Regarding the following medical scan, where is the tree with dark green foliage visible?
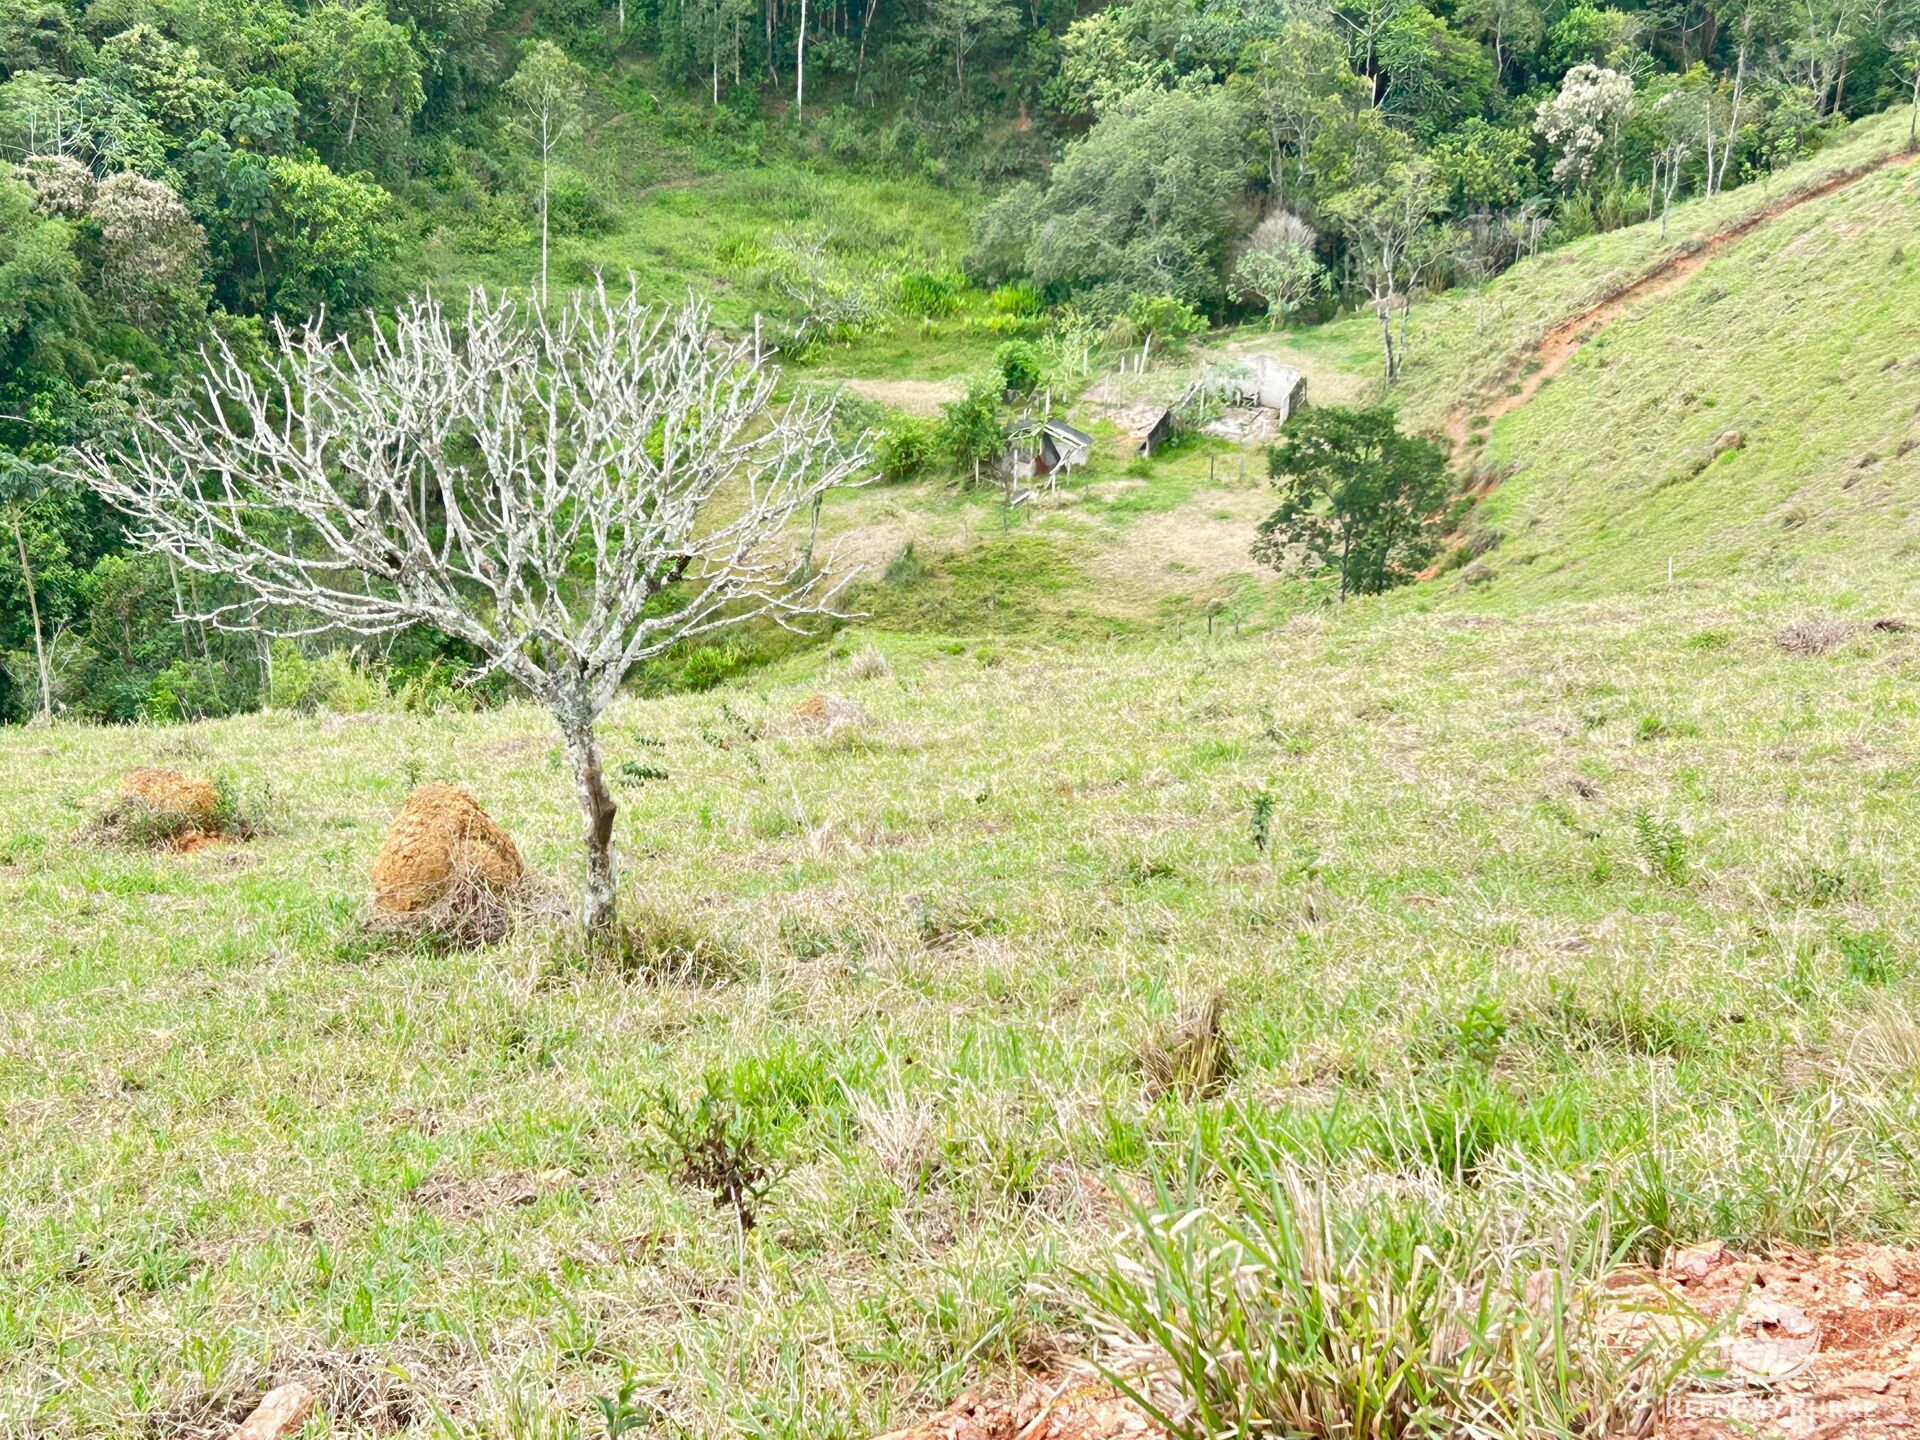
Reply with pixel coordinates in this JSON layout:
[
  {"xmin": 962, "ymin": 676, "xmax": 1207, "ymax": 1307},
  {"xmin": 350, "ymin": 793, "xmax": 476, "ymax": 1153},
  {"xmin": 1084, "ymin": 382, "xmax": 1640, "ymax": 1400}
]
[
  {"xmin": 993, "ymin": 339, "xmax": 1044, "ymax": 395},
  {"xmin": 937, "ymin": 374, "xmax": 1005, "ymax": 481},
  {"xmin": 1255, "ymin": 405, "xmax": 1451, "ymax": 600}
]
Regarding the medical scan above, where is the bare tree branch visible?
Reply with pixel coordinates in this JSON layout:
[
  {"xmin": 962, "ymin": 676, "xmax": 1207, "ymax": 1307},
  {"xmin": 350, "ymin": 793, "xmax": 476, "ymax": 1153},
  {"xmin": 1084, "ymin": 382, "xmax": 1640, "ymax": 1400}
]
[{"xmin": 70, "ymin": 282, "xmax": 870, "ymax": 929}]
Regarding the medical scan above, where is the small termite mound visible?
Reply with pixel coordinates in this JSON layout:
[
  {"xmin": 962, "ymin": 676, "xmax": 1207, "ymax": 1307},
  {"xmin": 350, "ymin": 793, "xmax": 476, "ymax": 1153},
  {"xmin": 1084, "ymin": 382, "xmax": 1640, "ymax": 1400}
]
[{"xmin": 91, "ymin": 767, "xmax": 254, "ymax": 851}]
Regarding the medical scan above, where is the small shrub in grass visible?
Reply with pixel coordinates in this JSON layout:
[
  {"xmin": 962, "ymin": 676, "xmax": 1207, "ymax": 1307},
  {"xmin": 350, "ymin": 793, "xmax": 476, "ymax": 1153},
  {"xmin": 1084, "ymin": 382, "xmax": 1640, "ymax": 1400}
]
[
  {"xmin": 1452, "ymin": 996, "xmax": 1510, "ymax": 1066},
  {"xmin": 555, "ymin": 905, "xmax": 741, "ymax": 985},
  {"xmin": 875, "ymin": 415, "xmax": 935, "ymax": 481},
  {"xmin": 1632, "ymin": 811, "xmax": 1689, "ymax": 884},
  {"xmin": 883, "ymin": 540, "xmax": 929, "ymax": 585},
  {"xmin": 1076, "ymin": 1126, "xmax": 1703, "ymax": 1439},
  {"xmin": 648, "ymin": 1074, "xmax": 781, "ymax": 1231},
  {"xmin": 1837, "ymin": 930, "xmax": 1897, "ymax": 985},
  {"xmin": 842, "ymin": 644, "xmax": 892, "ymax": 681}
]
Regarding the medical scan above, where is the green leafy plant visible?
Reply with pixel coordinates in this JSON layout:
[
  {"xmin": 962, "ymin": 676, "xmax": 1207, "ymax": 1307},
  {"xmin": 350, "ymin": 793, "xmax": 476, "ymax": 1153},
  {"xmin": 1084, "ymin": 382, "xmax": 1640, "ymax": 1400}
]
[
  {"xmin": 1633, "ymin": 811, "xmax": 1690, "ymax": 884},
  {"xmin": 648, "ymin": 1073, "xmax": 783, "ymax": 1231},
  {"xmin": 1256, "ymin": 406, "xmax": 1452, "ymax": 600}
]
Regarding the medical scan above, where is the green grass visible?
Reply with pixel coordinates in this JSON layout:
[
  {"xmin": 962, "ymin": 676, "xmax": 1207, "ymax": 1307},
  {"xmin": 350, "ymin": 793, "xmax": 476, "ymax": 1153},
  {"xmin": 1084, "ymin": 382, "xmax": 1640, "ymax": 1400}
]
[
  {"xmin": 1459, "ymin": 153, "xmax": 1920, "ymax": 601},
  {"xmin": 6, "ymin": 579, "xmax": 1920, "ymax": 1435}
]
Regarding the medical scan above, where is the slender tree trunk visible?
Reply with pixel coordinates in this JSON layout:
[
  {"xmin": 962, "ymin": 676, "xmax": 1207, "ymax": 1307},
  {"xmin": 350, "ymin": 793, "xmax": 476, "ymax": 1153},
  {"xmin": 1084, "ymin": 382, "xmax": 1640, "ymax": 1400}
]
[
  {"xmin": 561, "ymin": 711, "xmax": 619, "ymax": 933},
  {"xmin": 1717, "ymin": 35, "xmax": 1748, "ymax": 193},
  {"xmin": 1374, "ymin": 287, "xmax": 1397, "ymax": 384},
  {"xmin": 1910, "ymin": 64, "xmax": 1919, "ymax": 151},
  {"xmin": 854, "ymin": 0, "xmax": 877, "ymax": 100},
  {"xmin": 796, "ymin": 0, "xmax": 806, "ymax": 112},
  {"xmin": 540, "ymin": 141, "xmax": 552, "ymax": 304},
  {"xmin": 10, "ymin": 515, "xmax": 51, "ymax": 723}
]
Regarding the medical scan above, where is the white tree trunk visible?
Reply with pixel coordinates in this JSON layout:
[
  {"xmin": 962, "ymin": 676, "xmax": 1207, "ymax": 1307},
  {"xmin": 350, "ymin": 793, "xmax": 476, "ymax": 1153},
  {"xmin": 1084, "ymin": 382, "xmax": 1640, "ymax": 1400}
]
[
  {"xmin": 11, "ymin": 516, "xmax": 51, "ymax": 723},
  {"xmin": 796, "ymin": 0, "xmax": 806, "ymax": 111},
  {"xmin": 539, "ymin": 141, "xmax": 552, "ymax": 304}
]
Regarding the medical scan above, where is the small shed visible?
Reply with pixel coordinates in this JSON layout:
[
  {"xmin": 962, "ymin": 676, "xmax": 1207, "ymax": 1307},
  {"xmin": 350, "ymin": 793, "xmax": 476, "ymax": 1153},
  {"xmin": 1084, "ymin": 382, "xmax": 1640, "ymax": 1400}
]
[
  {"xmin": 1137, "ymin": 408, "xmax": 1175, "ymax": 457},
  {"xmin": 1005, "ymin": 416, "xmax": 1094, "ymax": 479},
  {"xmin": 1241, "ymin": 355, "xmax": 1308, "ymax": 420}
]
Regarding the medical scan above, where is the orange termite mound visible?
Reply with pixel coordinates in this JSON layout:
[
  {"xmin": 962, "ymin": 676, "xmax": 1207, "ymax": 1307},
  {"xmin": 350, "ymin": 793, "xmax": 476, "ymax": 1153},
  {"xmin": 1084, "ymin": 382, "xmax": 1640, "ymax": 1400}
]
[{"xmin": 370, "ymin": 783, "xmax": 524, "ymax": 916}]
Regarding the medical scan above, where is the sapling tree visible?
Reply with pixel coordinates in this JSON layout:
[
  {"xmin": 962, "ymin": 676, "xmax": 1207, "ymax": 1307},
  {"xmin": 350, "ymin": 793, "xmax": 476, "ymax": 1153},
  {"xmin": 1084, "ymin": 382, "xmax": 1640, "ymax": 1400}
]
[{"xmin": 72, "ymin": 285, "xmax": 868, "ymax": 932}]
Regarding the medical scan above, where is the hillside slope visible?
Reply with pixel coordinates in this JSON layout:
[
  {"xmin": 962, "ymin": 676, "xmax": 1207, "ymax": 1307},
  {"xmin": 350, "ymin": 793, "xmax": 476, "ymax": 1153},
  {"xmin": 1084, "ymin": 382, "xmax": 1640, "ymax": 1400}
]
[
  {"xmin": 800, "ymin": 108, "xmax": 1920, "ymax": 644},
  {"xmin": 1295, "ymin": 108, "xmax": 1920, "ymax": 605}
]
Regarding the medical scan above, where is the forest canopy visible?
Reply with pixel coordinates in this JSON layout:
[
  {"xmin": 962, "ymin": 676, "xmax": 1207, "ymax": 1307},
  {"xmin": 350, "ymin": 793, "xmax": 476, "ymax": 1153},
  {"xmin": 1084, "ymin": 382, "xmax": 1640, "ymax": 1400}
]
[{"xmin": 4, "ymin": 0, "xmax": 1918, "ymax": 721}]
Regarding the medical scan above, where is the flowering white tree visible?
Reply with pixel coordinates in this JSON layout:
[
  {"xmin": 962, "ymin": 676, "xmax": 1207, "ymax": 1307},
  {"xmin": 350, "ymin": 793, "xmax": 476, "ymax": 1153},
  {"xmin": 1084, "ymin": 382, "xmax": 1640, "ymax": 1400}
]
[
  {"xmin": 1233, "ymin": 209, "xmax": 1327, "ymax": 326},
  {"xmin": 72, "ymin": 286, "xmax": 868, "ymax": 932},
  {"xmin": 1535, "ymin": 64, "xmax": 1635, "ymax": 186}
]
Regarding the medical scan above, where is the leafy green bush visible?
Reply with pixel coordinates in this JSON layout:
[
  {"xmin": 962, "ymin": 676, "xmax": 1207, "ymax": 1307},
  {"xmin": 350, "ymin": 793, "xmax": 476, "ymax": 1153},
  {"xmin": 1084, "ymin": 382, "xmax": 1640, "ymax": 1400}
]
[
  {"xmin": 268, "ymin": 643, "xmax": 384, "ymax": 713},
  {"xmin": 895, "ymin": 267, "xmax": 966, "ymax": 318},
  {"xmin": 993, "ymin": 339, "xmax": 1045, "ymax": 395},
  {"xmin": 875, "ymin": 415, "xmax": 935, "ymax": 481},
  {"xmin": 1125, "ymin": 293, "xmax": 1207, "ymax": 351},
  {"xmin": 935, "ymin": 375, "xmax": 1005, "ymax": 478},
  {"xmin": 547, "ymin": 167, "xmax": 611, "ymax": 236}
]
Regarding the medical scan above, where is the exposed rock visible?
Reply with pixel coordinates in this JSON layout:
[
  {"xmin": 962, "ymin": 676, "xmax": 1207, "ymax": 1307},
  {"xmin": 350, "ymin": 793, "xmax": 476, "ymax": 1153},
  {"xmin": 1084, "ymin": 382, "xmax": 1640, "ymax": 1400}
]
[
  {"xmin": 370, "ymin": 783, "xmax": 523, "ymax": 916},
  {"xmin": 1729, "ymin": 1296, "xmax": 1820, "ymax": 1381},
  {"xmin": 231, "ymin": 1382, "xmax": 315, "ymax": 1440},
  {"xmin": 793, "ymin": 692, "xmax": 869, "ymax": 733},
  {"xmin": 1672, "ymin": 1240, "xmax": 1728, "ymax": 1282}
]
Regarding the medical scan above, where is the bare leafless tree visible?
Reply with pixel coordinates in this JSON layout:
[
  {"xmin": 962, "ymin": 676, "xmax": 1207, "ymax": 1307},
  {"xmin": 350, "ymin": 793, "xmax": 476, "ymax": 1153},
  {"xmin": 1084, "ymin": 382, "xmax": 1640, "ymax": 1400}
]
[{"xmin": 71, "ymin": 285, "xmax": 868, "ymax": 933}]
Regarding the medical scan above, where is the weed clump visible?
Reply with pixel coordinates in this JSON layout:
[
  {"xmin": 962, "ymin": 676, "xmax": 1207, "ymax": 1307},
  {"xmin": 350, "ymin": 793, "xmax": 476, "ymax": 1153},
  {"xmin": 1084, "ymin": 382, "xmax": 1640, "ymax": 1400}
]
[
  {"xmin": 553, "ymin": 905, "xmax": 741, "ymax": 985},
  {"xmin": 1077, "ymin": 1130, "xmax": 1701, "ymax": 1439},
  {"xmin": 1773, "ymin": 618, "xmax": 1854, "ymax": 656},
  {"xmin": 791, "ymin": 692, "xmax": 870, "ymax": 734},
  {"xmin": 1139, "ymin": 993, "xmax": 1233, "ymax": 1100}
]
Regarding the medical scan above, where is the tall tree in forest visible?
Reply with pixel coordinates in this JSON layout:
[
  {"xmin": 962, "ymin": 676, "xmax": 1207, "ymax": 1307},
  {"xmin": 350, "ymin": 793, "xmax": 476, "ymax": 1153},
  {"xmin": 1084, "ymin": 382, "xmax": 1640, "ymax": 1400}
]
[{"xmin": 504, "ymin": 40, "xmax": 587, "ymax": 304}]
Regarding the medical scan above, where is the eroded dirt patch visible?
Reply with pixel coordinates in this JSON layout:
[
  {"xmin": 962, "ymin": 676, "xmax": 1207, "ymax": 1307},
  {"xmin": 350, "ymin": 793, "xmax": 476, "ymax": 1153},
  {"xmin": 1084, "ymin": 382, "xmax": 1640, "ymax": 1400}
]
[
  {"xmin": 873, "ymin": 1368, "xmax": 1159, "ymax": 1440},
  {"xmin": 411, "ymin": 1169, "xmax": 571, "ymax": 1220},
  {"xmin": 1625, "ymin": 1243, "xmax": 1920, "ymax": 1439}
]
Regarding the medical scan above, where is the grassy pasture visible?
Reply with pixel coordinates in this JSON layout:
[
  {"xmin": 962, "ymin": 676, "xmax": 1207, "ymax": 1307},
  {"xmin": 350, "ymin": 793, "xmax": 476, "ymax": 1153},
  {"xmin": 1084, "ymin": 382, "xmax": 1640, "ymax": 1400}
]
[
  {"xmin": 5, "ymin": 570, "xmax": 1920, "ymax": 1436},
  {"xmin": 8, "ymin": 95, "xmax": 1920, "ymax": 1440}
]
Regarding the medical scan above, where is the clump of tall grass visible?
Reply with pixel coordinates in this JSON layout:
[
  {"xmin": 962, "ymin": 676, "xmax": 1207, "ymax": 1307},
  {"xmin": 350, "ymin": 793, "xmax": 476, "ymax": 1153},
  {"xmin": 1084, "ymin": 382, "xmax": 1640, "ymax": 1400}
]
[{"xmin": 1075, "ymin": 1123, "xmax": 1705, "ymax": 1439}]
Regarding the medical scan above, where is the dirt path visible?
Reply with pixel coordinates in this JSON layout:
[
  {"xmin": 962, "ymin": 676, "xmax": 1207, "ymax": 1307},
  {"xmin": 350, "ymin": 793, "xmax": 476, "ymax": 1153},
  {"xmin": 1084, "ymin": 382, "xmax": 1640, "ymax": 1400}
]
[
  {"xmin": 1445, "ymin": 147, "xmax": 1920, "ymax": 453},
  {"xmin": 839, "ymin": 377, "xmax": 963, "ymax": 416}
]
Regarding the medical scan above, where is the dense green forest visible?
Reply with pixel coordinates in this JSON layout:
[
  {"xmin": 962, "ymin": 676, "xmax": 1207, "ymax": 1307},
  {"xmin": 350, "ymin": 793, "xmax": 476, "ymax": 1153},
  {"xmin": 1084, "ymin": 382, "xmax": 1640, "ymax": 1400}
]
[{"xmin": 3, "ymin": 0, "xmax": 1917, "ymax": 722}]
